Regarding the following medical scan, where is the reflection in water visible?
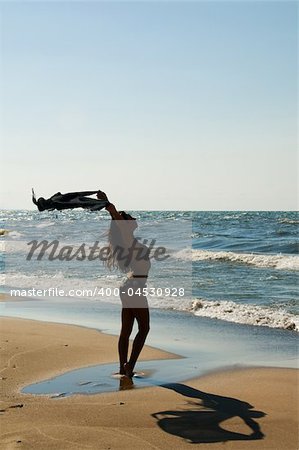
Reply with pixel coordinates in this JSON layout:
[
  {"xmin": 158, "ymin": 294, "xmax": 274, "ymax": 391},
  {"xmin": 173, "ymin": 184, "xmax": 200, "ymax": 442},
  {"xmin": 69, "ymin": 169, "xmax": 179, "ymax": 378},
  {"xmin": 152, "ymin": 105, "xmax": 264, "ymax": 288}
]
[{"xmin": 119, "ymin": 376, "xmax": 135, "ymax": 391}]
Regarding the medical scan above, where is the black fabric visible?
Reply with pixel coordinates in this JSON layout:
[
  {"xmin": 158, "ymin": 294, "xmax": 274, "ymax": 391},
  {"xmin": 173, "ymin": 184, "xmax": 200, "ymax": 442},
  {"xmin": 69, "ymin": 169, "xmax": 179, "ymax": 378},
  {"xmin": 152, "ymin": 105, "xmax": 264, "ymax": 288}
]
[{"xmin": 32, "ymin": 189, "xmax": 109, "ymax": 212}]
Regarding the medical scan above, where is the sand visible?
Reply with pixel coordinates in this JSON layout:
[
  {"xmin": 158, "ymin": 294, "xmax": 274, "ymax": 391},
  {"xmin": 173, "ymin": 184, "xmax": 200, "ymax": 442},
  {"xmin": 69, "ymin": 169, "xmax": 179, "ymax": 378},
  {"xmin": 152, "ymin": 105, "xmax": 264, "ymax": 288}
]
[{"xmin": 0, "ymin": 317, "xmax": 298, "ymax": 450}]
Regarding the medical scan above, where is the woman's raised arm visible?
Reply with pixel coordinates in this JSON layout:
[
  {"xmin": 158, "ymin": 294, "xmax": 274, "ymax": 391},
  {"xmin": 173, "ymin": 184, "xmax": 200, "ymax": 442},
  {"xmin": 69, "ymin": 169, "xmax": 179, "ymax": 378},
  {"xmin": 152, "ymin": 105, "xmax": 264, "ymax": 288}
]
[{"xmin": 96, "ymin": 191, "xmax": 124, "ymax": 220}]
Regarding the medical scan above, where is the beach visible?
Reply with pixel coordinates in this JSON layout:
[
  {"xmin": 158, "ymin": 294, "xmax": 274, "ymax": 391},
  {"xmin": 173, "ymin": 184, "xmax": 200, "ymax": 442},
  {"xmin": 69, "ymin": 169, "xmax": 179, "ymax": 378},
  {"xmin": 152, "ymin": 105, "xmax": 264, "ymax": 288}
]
[
  {"xmin": 1, "ymin": 210, "xmax": 298, "ymax": 448},
  {"xmin": 1, "ymin": 317, "xmax": 298, "ymax": 450},
  {"xmin": 1, "ymin": 0, "xmax": 298, "ymax": 445}
]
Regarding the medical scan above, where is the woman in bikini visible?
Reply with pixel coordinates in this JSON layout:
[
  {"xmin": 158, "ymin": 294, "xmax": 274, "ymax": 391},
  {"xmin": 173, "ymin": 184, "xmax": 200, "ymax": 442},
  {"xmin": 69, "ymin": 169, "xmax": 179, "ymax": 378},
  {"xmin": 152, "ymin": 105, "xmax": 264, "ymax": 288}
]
[{"xmin": 97, "ymin": 190, "xmax": 151, "ymax": 379}]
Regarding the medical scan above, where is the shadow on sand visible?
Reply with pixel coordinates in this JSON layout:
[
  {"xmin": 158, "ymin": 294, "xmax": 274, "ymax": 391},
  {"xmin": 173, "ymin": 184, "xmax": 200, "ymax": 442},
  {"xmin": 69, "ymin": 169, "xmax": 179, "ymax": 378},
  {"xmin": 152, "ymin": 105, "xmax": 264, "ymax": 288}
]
[{"xmin": 152, "ymin": 383, "xmax": 266, "ymax": 444}]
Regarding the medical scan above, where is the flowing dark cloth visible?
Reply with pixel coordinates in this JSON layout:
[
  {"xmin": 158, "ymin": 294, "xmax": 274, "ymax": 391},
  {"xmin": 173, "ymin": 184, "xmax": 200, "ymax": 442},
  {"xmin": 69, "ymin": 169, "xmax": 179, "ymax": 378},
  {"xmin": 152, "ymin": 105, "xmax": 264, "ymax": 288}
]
[{"xmin": 32, "ymin": 189, "xmax": 109, "ymax": 212}]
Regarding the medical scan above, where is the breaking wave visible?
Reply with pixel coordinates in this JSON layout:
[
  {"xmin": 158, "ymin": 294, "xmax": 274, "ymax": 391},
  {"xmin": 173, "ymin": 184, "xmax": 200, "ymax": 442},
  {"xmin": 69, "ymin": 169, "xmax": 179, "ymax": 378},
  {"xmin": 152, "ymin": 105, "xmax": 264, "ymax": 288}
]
[
  {"xmin": 174, "ymin": 249, "xmax": 299, "ymax": 271},
  {"xmin": 189, "ymin": 299, "xmax": 298, "ymax": 332}
]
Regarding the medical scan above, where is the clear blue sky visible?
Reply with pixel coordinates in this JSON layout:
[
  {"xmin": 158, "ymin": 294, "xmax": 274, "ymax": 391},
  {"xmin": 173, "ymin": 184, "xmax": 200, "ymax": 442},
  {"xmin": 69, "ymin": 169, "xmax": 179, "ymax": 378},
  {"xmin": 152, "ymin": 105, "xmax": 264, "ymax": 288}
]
[{"xmin": 1, "ymin": 1, "xmax": 297, "ymax": 210}]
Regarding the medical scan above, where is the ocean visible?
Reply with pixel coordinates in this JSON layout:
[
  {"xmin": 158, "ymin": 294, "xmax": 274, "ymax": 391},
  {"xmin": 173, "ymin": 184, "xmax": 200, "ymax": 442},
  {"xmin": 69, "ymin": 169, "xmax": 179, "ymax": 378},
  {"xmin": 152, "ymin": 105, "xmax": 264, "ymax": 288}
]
[{"xmin": 1, "ymin": 210, "xmax": 298, "ymax": 332}]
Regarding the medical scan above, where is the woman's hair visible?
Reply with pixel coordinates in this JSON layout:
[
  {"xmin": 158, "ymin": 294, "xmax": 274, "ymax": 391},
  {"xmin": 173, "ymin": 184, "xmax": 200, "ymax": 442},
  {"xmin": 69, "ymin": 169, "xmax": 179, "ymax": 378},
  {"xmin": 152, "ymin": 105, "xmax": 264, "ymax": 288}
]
[
  {"xmin": 104, "ymin": 212, "xmax": 132, "ymax": 272},
  {"xmin": 119, "ymin": 211, "xmax": 132, "ymax": 220}
]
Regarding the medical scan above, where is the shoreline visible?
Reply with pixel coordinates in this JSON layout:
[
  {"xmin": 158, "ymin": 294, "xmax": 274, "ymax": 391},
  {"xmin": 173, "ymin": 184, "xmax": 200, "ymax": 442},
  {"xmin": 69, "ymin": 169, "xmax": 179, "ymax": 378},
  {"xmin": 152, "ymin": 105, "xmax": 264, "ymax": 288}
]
[
  {"xmin": 1, "ymin": 316, "xmax": 298, "ymax": 449},
  {"xmin": 3, "ymin": 315, "xmax": 293, "ymax": 396},
  {"xmin": 1, "ymin": 297, "xmax": 298, "ymax": 375},
  {"xmin": 1, "ymin": 290, "xmax": 298, "ymax": 334},
  {"xmin": 0, "ymin": 316, "xmax": 179, "ymax": 394}
]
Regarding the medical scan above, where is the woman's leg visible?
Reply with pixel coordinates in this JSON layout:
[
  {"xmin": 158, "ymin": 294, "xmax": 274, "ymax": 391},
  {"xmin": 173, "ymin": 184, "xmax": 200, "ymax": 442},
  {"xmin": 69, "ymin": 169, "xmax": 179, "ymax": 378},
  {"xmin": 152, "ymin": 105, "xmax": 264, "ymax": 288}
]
[
  {"xmin": 118, "ymin": 308, "xmax": 134, "ymax": 374},
  {"xmin": 126, "ymin": 307, "xmax": 150, "ymax": 376}
]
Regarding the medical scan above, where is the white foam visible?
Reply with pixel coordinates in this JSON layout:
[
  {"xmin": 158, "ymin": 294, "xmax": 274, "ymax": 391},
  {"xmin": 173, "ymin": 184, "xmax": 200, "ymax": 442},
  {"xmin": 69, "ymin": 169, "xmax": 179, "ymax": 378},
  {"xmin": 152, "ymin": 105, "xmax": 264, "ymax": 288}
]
[
  {"xmin": 189, "ymin": 299, "xmax": 298, "ymax": 332},
  {"xmin": 3, "ymin": 271, "xmax": 114, "ymax": 287},
  {"xmin": 1, "ymin": 239, "xmax": 109, "ymax": 255},
  {"xmin": 278, "ymin": 218, "xmax": 299, "ymax": 225},
  {"xmin": 35, "ymin": 222, "xmax": 56, "ymax": 228},
  {"xmin": 1, "ymin": 240, "xmax": 34, "ymax": 254},
  {"xmin": 0, "ymin": 230, "xmax": 23, "ymax": 239},
  {"xmin": 174, "ymin": 249, "xmax": 299, "ymax": 270}
]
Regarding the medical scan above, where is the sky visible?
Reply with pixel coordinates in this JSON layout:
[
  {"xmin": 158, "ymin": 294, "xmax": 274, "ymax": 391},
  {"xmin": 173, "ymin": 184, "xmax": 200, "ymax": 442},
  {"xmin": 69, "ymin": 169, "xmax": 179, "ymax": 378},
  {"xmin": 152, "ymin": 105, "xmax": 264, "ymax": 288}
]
[{"xmin": 0, "ymin": 1, "xmax": 297, "ymax": 210}]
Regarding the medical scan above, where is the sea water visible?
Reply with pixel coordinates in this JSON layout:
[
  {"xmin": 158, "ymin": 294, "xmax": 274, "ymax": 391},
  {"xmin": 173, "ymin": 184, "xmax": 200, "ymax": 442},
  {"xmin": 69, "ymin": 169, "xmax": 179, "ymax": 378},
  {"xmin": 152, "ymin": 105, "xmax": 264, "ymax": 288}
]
[{"xmin": 1, "ymin": 210, "xmax": 298, "ymax": 331}]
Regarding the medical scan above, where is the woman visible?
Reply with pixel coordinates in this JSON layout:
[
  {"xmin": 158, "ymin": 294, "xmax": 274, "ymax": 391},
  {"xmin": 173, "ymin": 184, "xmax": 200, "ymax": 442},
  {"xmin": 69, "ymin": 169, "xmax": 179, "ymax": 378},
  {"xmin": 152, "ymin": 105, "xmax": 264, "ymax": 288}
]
[{"xmin": 97, "ymin": 190, "xmax": 151, "ymax": 379}]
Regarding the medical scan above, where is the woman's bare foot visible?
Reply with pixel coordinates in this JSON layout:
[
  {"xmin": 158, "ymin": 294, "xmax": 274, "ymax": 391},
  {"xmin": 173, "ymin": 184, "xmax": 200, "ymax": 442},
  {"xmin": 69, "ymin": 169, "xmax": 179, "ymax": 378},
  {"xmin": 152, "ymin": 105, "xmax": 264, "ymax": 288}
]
[{"xmin": 124, "ymin": 362, "xmax": 134, "ymax": 379}]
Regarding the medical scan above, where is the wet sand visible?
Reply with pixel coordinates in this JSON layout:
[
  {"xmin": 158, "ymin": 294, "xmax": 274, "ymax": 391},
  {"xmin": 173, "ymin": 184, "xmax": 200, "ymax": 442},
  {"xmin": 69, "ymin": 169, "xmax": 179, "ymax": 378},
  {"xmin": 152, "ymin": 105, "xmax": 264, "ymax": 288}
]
[{"xmin": 0, "ymin": 317, "xmax": 298, "ymax": 449}]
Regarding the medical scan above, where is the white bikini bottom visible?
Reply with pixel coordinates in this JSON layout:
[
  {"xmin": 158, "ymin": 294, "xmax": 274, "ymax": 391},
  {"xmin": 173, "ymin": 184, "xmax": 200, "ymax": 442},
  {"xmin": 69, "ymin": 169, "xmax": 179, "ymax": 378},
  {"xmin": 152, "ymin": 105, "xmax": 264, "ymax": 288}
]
[{"xmin": 120, "ymin": 277, "xmax": 149, "ymax": 309}]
